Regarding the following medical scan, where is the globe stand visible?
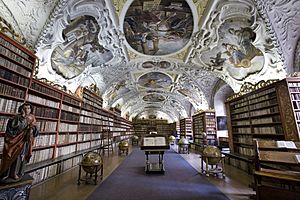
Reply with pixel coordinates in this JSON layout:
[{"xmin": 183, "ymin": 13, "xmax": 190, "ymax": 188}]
[
  {"xmin": 77, "ymin": 163, "xmax": 103, "ymax": 185},
  {"xmin": 200, "ymin": 154, "xmax": 225, "ymax": 178},
  {"xmin": 178, "ymin": 144, "xmax": 189, "ymax": 154},
  {"xmin": 118, "ymin": 141, "xmax": 129, "ymax": 155},
  {"xmin": 118, "ymin": 146, "xmax": 129, "ymax": 155}
]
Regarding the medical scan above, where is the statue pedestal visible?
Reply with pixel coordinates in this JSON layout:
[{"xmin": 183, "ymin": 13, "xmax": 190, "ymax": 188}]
[{"xmin": 0, "ymin": 174, "xmax": 33, "ymax": 200}]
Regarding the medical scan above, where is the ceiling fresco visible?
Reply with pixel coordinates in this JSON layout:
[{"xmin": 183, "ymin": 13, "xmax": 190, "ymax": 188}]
[
  {"xmin": 123, "ymin": 0, "xmax": 193, "ymax": 56},
  {"xmin": 51, "ymin": 15, "xmax": 113, "ymax": 79},
  {"xmin": 137, "ymin": 72, "xmax": 172, "ymax": 89},
  {"xmin": 0, "ymin": 0, "xmax": 296, "ymax": 122}
]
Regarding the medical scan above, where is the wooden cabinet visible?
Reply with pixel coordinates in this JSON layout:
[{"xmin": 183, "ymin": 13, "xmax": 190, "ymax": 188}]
[{"xmin": 225, "ymin": 79, "xmax": 300, "ymax": 172}]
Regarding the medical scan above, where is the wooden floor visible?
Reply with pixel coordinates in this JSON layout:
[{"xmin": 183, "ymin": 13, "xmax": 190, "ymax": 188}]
[{"xmin": 29, "ymin": 145, "xmax": 255, "ymax": 200}]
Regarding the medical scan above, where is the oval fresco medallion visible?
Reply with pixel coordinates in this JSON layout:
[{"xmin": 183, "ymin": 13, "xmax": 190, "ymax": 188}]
[
  {"xmin": 138, "ymin": 72, "xmax": 172, "ymax": 88},
  {"xmin": 124, "ymin": 0, "xmax": 193, "ymax": 56},
  {"xmin": 51, "ymin": 16, "xmax": 113, "ymax": 79},
  {"xmin": 143, "ymin": 94, "xmax": 165, "ymax": 102}
]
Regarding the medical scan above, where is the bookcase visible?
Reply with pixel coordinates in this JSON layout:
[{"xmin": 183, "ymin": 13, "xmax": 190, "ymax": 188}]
[
  {"xmin": 133, "ymin": 119, "xmax": 172, "ymax": 137},
  {"xmin": 179, "ymin": 118, "xmax": 193, "ymax": 140},
  {"xmin": 192, "ymin": 111, "xmax": 217, "ymax": 151},
  {"xmin": 0, "ymin": 32, "xmax": 133, "ymax": 184},
  {"xmin": 0, "ymin": 31, "xmax": 37, "ymax": 161},
  {"xmin": 225, "ymin": 79, "xmax": 300, "ymax": 173}
]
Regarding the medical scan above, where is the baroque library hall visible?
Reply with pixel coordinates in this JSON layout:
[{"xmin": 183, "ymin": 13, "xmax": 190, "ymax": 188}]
[{"xmin": 0, "ymin": 0, "xmax": 300, "ymax": 200}]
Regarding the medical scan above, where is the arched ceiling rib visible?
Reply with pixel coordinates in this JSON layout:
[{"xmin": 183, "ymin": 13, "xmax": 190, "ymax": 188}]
[{"xmin": 0, "ymin": 0, "xmax": 289, "ymax": 122}]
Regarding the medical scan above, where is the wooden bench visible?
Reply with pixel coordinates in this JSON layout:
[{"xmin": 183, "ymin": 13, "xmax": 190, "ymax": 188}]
[{"xmin": 254, "ymin": 140, "xmax": 300, "ymax": 200}]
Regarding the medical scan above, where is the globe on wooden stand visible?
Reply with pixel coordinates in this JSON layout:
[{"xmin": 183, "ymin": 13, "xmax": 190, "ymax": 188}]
[
  {"xmin": 178, "ymin": 137, "xmax": 189, "ymax": 154},
  {"xmin": 118, "ymin": 140, "xmax": 129, "ymax": 155},
  {"xmin": 201, "ymin": 146, "xmax": 225, "ymax": 178},
  {"xmin": 78, "ymin": 152, "xmax": 103, "ymax": 185},
  {"xmin": 168, "ymin": 135, "xmax": 176, "ymax": 145}
]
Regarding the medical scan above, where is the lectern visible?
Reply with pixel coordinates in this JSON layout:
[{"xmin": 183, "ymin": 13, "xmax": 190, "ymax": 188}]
[{"xmin": 140, "ymin": 134, "xmax": 170, "ymax": 174}]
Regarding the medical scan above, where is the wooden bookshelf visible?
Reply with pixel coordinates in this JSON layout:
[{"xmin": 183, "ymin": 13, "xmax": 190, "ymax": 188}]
[
  {"xmin": 225, "ymin": 79, "xmax": 300, "ymax": 173},
  {"xmin": 192, "ymin": 111, "xmax": 217, "ymax": 151},
  {"xmin": 179, "ymin": 118, "xmax": 193, "ymax": 140},
  {"xmin": 0, "ymin": 31, "xmax": 133, "ymax": 185}
]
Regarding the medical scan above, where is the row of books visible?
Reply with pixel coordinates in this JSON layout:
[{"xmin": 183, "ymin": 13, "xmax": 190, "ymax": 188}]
[
  {"xmin": 0, "ymin": 99, "xmax": 22, "ymax": 114},
  {"xmin": 0, "ymin": 68, "xmax": 30, "ymax": 87},
  {"xmin": 0, "ymin": 56, "xmax": 31, "ymax": 77},
  {"xmin": 76, "ymin": 141, "xmax": 92, "ymax": 151},
  {"xmin": 0, "ymin": 45, "xmax": 33, "ymax": 69},
  {"xmin": 234, "ymin": 146, "xmax": 255, "ymax": 157},
  {"xmin": 248, "ymin": 92, "xmax": 276, "ymax": 105},
  {"xmin": 249, "ymin": 106, "xmax": 279, "ymax": 117},
  {"xmin": 233, "ymin": 135, "xmax": 253, "ymax": 145},
  {"xmin": 58, "ymin": 123, "xmax": 78, "ymax": 132},
  {"xmin": 0, "ymin": 82, "xmax": 26, "ymax": 98},
  {"xmin": 288, "ymin": 82, "xmax": 300, "ymax": 87},
  {"xmin": 63, "ymin": 95, "xmax": 81, "ymax": 106},
  {"xmin": 27, "ymin": 94, "xmax": 60, "ymax": 108},
  {"xmin": 230, "ymin": 87, "xmax": 276, "ymax": 107},
  {"xmin": 290, "ymin": 93, "xmax": 300, "ymax": 100},
  {"xmin": 34, "ymin": 105, "xmax": 59, "ymax": 118},
  {"xmin": 77, "ymin": 133, "xmax": 101, "ymax": 141},
  {"xmin": 60, "ymin": 111, "xmax": 80, "ymax": 122},
  {"xmin": 251, "ymin": 115, "xmax": 280, "ymax": 124},
  {"xmin": 57, "ymin": 134, "xmax": 77, "ymax": 144},
  {"xmin": 31, "ymin": 81, "xmax": 61, "ymax": 99},
  {"xmin": 28, "ymin": 148, "xmax": 54, "ymax": 164},
  {"xmin": 55, "ymin": 144, "xmax": 76, "ymax": 157},
  {"xmin": 292, "ymin": 101, "xmax": 300, "ymax": 109},
  {"xmin": 29, "ymin": 163, "xmax": 59, "ymax": 185},
  {"xmin": 232, "ymin": 120, "xmax": 250, "ymax": 126},
  {"xmin": 34, "ymin": 134, "xmax": 56, "ymax": 147},
  {"xmin": 0, "ymin": 116, "xmax": 9, "ymax": 132},
  {"xmin": 253, "ymin": 125, "xmax": 283, "ymax": 134},
  {"xmin": 248, "ymin": 98, "xmax": 277, "ymax": 110},
  {"xmin": 0, "ymin": 37, "xmax": 31, "ymax": 60}
]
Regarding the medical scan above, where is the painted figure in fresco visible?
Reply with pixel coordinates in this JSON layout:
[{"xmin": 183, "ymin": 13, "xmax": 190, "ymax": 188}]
[
  {"xmin": 0, "ymin": 103, "xmax": 39, "ymax": 182},
  {"xmin": 224, "ymin": 27, "xmax": 263, "ymax": 68},
  {"xmin": 222, "ymin": 43, "xmax": 248, "ymax": 67}
]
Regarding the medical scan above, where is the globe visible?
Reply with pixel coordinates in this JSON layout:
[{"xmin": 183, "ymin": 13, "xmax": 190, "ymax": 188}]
[
  {"xmin": 118, "ymin": 140, "xmax": 129, "ymax": 150},
  {"xmin": 202, "ymin": 146, "xmax": 222, "ymax": 165},
  {"xmin": 132, "ymin": 135, "xmax": 139, "ymax": 142},
  {"xmin": 178, "ymin": 137, "xmax": 189, "ymax": 145},
  {"xmin": 81, "ymin": 152, "xmax": 103, "ymax": 174},
  {"xmin": 169, "ymin": 135, "xmax": 176, "ymax": 141}
]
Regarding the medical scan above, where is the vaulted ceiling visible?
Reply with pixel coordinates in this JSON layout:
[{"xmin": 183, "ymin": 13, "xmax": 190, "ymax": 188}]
[{"xmin": 0, "ymin": 0, "xmax": 288, "ymax": 122}]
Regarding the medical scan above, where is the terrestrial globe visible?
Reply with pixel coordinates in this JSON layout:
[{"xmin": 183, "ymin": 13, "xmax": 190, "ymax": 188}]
[
  {"xmin": 202, "ymin": 146, "xmax": 222, "ymax": 165},
  {"xmin": 119, "ymin": 140, "xmax": 129, "ymax": 150},
  {"xmin": 178, "ymin": 137, "xmax": 189, "ymax": 145},
  {"xmin": 81, "ymin": 152, "xmax": 103, "ymax": 174},
  {"xmin": 169, "ymin": 135, "xmax": 176, "ymax": 142},
  {"xmin": 132, "ymin": 135, "xmax": 139, "ymax": 141}
]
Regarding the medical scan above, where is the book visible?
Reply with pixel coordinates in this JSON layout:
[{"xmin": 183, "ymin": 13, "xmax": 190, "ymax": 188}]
[
  {"xmin": 276, "ymin": 141, "xmax": 297, "ymax": 149},
  {"xmin": 143, "ymin": 137, "xmax": 166, "ymax": 146}
]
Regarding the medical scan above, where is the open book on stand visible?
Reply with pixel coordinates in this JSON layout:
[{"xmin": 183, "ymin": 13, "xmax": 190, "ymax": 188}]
[
  {"xmin": 143, "ymin": 136, "xmax": 167, "ymax": 146},
  {"xmin": 276, "ymin": 141, "xmax": 297, "ymax": 149}
]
